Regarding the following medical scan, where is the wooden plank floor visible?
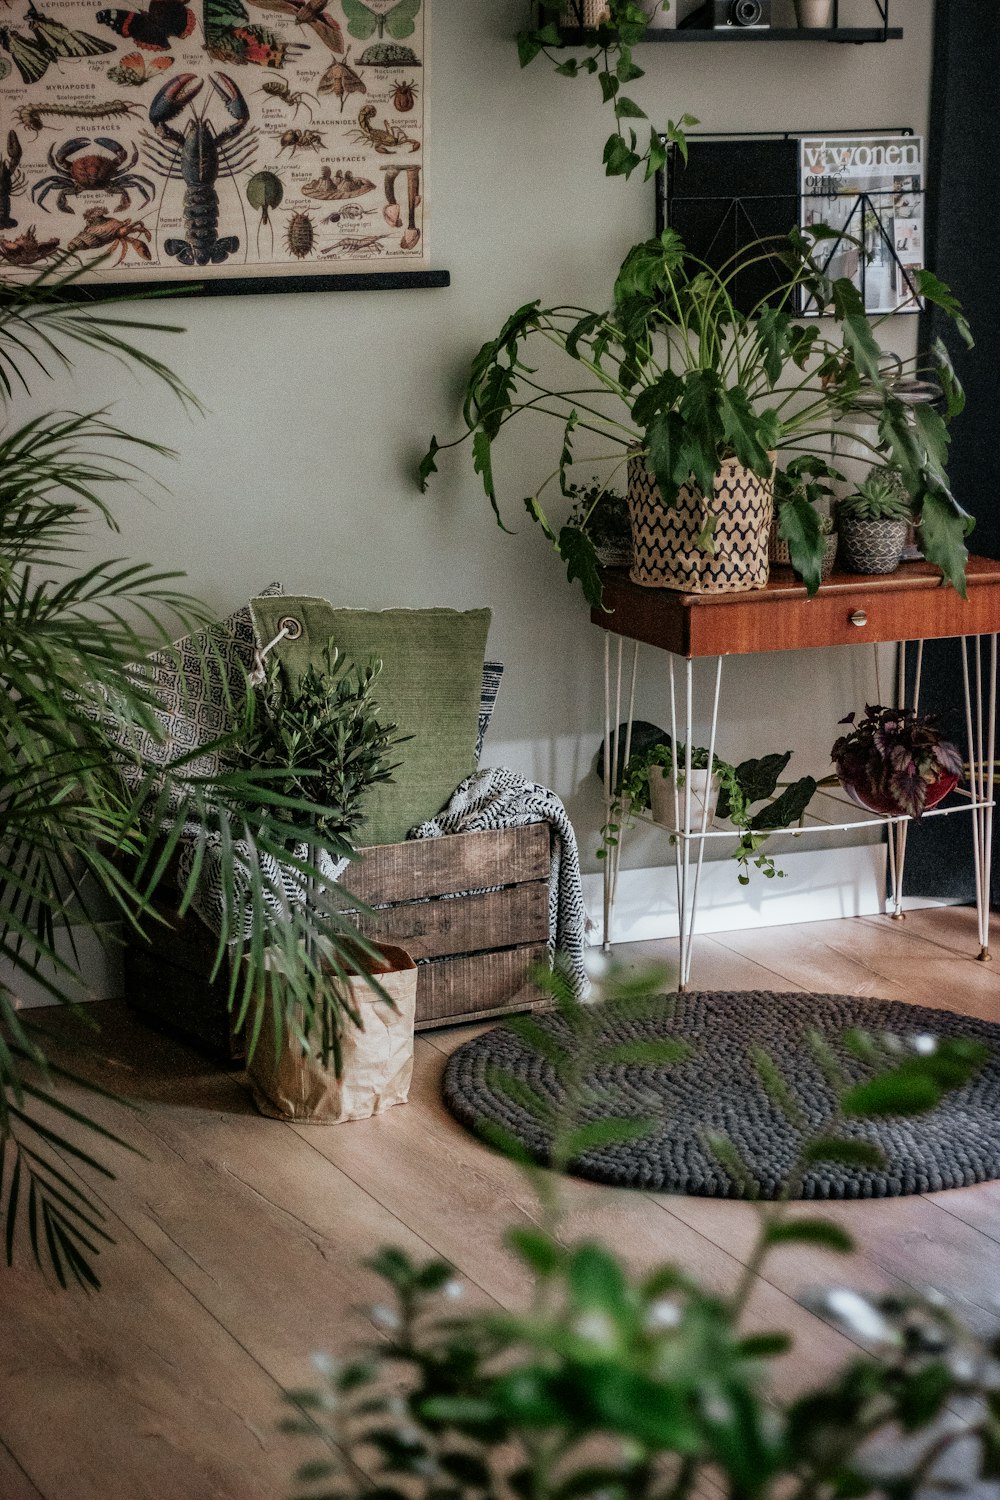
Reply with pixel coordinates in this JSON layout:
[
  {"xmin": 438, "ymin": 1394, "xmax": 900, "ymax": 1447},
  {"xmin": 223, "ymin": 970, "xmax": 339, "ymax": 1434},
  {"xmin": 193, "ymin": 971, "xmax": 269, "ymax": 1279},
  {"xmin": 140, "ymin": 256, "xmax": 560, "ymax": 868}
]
[{"xmin": 1, "ymin": 909, "xmax": 998, "ymax": 1500}]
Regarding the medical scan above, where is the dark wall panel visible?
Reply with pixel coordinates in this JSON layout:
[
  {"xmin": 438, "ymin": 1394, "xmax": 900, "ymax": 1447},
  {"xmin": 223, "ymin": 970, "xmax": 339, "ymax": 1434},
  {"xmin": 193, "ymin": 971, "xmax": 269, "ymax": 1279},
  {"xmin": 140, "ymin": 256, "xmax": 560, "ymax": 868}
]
[{"xmin": 908, "ymin": 1, "xmax": 1000, "ymax": 904}]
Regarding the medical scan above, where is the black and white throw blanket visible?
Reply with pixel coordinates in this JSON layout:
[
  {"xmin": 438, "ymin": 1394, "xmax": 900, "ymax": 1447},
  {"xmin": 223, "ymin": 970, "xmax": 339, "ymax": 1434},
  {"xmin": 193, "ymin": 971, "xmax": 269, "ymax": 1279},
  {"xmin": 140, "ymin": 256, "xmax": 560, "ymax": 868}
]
[
  {"xmin": 178, "ymin": 838, "xmax": 350, "ymax": 944},
  {"xmin": 409, "ymin": 767, "xmax": 589, "ymax": 1001}
]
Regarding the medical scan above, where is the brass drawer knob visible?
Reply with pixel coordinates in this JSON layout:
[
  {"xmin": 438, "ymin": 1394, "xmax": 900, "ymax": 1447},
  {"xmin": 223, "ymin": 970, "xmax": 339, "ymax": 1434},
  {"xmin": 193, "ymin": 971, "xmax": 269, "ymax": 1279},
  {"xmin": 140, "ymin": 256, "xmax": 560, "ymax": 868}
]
[{"xmin": 849, "ymin": 610, "xmax": 868, "ymax": 628}]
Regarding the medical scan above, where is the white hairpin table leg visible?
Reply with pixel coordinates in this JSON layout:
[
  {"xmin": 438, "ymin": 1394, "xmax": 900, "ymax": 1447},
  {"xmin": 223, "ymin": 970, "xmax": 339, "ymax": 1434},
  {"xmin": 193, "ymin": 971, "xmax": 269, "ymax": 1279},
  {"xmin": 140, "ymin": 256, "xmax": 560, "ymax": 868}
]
[
  {"xmin": 669, "ymin": 654, "xmax": 723, "ymax": 993},
  {"xmin": 961, "ymin": 633, "xmax": 997, "ymax": 963},
  {"xmin": 602, "ymin": 635, "xmax": 640, "ymax": 953},
  {"xmin": 887, "ymin": 640, "xmax": 923, "ymax": 920}
]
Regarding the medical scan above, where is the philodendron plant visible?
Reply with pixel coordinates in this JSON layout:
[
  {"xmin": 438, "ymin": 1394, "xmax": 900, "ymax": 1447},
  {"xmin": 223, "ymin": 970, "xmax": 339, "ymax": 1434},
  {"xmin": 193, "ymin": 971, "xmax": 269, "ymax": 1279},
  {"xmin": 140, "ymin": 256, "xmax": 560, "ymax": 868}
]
[{"xmin": 421, "ymin": 228, "xmax": 973, "ymax": 606}]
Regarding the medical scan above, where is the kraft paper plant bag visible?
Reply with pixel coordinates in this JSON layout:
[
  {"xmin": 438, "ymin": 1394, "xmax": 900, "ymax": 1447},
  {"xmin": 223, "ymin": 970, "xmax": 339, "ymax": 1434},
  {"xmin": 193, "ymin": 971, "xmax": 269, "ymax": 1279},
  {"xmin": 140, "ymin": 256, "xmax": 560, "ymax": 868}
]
[{"xmin": 248, "ymin": 945, "xmax": 418, "ymax": 1124}]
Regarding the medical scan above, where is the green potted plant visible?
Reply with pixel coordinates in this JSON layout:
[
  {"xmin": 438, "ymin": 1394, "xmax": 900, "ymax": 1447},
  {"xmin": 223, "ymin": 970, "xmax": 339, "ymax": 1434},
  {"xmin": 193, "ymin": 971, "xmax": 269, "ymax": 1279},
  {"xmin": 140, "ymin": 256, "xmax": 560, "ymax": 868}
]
[
  {"xmin": 422, "ymin": 229, "xmax": 972, "ymax": 607},
  {"xmin": 832, "ymin": 704, "xmax": 963, "ymax": 820},
  {"xmin": 771, "ymin": 456, "xmax": 841, "ymax": 586},
  {"xmin": 568, "ymin": 476, "xmax": 633, "ymax": 567},
  {"xmin": 837, "ymin": 467, "xmax": 912, "ymax": 574},
  {"xmin": 603, "ymin": 739, "xmax": 816, "ymax": 884},
  {"xmin": 238, "ymin": 642, "xmax": 417, "ymax": 1123}
]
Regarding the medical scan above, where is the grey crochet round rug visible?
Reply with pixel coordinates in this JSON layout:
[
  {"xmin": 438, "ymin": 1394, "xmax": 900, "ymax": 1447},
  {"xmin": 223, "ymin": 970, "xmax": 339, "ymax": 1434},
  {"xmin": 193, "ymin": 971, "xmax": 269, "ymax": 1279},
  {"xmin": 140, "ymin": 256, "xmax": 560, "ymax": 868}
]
[{"xmin": 442, "ymin": 991, "xmax": 1000, "ymax": 1199}]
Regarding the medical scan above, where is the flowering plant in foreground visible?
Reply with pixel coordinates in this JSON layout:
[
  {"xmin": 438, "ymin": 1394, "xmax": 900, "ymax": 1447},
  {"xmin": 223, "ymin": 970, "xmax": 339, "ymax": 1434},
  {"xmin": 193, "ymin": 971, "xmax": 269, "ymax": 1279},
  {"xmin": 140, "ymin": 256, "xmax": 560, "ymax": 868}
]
[{"xmin": 283, "ymin": 962, "xmax": 1000, "ymax": 1500}]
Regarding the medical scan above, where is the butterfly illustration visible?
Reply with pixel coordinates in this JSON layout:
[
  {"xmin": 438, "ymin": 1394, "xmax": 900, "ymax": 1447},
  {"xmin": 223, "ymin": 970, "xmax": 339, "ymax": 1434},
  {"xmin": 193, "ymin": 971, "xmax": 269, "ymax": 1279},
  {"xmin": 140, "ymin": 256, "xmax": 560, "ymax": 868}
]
[
  {"xmin": 96, "ymin": 0, "xmax": 194, "ymax": 50},
  {"xmin": 341, "ymin": 0, "xmax": 419, "ymax": 42},
  {"xmin": 203, "ymin": 0, "xmax": 305, "ymax": 66},
  {"xmin": 107, "ymin": 48, "xmax": 174, "ymax": 82},
  {"xmin": 0, "ymin": 3, "xmax": 114, "ymax": 85},
  {"xmin": 244, "ymin": 0, "xmax": 343, "ymax": 53}
]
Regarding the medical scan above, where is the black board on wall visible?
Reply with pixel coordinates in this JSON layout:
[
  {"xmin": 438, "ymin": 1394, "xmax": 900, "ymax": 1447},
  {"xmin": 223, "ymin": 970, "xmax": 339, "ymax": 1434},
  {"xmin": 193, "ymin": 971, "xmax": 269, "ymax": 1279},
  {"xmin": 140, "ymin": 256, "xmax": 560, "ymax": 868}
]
[
  {"xmin": 657, "ymin": 137, "xmax": 800, "ymax": 311},
  {"xmin": 657, "ymin": 129, "xmax": 920, "ymax": 316}
]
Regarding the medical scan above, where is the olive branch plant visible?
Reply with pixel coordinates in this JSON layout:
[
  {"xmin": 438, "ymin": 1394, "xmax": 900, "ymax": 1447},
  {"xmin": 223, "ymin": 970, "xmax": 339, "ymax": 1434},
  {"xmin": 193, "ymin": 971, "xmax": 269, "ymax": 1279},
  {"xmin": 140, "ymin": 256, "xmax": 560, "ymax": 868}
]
[{"xmin": 0, "ymin": 258, "xmax": 382, "ymax": 1289}]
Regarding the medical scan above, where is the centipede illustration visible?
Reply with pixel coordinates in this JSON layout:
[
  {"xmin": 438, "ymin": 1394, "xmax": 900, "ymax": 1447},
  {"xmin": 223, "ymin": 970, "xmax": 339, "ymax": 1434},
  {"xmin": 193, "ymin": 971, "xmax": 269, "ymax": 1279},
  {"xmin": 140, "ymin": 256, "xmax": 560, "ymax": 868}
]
[{"xmin": 14, "ymin": 99, "xmax": 141, "ymax": 136}]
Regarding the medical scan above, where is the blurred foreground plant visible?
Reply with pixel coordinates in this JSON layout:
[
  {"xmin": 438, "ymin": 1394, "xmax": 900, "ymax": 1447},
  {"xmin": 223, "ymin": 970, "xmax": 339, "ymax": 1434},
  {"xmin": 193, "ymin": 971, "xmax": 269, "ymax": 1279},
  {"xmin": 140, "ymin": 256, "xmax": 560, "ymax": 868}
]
[{"xmin": 284, "ymin": 961, "xmax": 999, "ymax": 1500}]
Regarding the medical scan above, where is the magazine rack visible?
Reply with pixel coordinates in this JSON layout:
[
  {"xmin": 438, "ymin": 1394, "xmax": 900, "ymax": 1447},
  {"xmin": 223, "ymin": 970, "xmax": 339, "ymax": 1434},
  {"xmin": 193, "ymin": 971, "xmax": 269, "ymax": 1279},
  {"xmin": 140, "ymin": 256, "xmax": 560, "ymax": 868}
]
[{"xmin": 655, "ymin": 129, "xmax": 925, "ymax": 316}]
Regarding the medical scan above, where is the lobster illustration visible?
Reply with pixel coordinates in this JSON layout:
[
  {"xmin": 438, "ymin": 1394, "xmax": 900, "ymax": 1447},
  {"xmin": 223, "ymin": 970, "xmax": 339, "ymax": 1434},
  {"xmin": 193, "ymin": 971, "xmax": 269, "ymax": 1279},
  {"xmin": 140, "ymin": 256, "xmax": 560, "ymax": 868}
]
[
  {"xmin": 0, "ymin": 130, "xmax": 25, "ymax": 229},
  {"xmin": 142, "ymin": 72, "xmax": 256, "ymax": 265}
]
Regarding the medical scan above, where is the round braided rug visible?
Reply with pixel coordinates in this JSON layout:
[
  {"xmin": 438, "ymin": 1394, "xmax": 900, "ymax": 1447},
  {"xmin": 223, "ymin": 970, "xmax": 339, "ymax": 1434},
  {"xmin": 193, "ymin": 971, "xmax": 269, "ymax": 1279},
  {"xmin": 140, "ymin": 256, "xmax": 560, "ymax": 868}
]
[{"xmin": 442, "ymin": 992, "xmax": 1000, "ymax": 1199}]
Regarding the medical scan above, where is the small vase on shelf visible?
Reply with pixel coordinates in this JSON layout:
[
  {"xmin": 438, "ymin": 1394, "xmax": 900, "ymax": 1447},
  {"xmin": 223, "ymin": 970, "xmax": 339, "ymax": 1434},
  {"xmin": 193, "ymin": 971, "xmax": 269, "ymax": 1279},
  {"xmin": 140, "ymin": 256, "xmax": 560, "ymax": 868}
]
[{"xmin": 794, "ymin": 0, "xmax": 834, "ymax": 26}]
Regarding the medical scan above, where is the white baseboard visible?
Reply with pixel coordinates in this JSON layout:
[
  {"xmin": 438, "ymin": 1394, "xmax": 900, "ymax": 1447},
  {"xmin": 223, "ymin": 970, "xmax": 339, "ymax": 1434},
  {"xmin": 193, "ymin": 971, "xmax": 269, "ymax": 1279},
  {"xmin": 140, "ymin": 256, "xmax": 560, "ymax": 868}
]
[
  {"xmin": 584, "ymin": 843, "xmax": 892, "ymax": 946},
  {"xmin": 2, "ymin": 923, "xmax": 124, "ymax": 1010}
]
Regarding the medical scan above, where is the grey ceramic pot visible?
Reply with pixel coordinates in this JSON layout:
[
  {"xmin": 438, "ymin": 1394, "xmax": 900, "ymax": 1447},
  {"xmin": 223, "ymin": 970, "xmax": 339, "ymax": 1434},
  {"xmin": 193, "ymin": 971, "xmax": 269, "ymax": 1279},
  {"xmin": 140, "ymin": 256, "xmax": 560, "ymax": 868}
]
[{"xmin": 839, "ymin": 517, "xmax": 908, "ymax": 575}]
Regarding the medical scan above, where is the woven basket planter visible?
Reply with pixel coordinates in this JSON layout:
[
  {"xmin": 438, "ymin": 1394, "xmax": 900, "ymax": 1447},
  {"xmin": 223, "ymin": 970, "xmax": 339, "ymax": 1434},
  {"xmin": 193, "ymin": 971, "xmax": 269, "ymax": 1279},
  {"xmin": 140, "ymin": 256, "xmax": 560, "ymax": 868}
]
[
  {"xmin": 560, "ymin": 0, "xmax": 610, "ymax": 22},
  {"xmin": 839, "ymin": 517, "xmax": 908, "ymax": 575},
  {"xmin": 627, "ymin": 453, "xmax": 773, "ymax": 594},
  {"xmin": 769, "ymin": 522, "xmax": 839, "ymax": 580}
]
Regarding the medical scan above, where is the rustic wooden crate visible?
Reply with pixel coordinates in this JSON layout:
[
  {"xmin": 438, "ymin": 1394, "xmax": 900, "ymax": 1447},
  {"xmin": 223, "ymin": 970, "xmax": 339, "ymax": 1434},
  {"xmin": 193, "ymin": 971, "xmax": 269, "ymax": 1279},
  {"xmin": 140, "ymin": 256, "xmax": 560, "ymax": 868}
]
[{"xmin": 124, "ymin": 824, "xmax": 551, "ymax": 1060}]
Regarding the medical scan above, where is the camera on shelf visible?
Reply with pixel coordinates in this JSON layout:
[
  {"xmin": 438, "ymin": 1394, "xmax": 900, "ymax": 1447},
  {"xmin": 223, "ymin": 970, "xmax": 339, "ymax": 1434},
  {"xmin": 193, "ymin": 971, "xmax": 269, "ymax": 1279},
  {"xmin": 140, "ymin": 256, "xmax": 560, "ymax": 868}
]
[{"xmin": 712, "ymin": 0, "xmax": 771, "ymax": 27}]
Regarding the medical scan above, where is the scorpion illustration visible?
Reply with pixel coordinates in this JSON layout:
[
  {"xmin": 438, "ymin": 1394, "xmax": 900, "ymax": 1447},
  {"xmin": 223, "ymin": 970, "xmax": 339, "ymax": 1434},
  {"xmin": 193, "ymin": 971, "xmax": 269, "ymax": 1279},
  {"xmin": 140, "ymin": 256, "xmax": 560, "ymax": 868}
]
[
  {"xmin": 349, "ymin": 103, "xmax": 418, "ymax": 155},
  {"xmin": 142, "ymin": 72, "xmax": 256, "ymax": 266},
  {"xmin": 255, "ymin": 76, "xmax": 319, "ymax": 121},
  {"xmin": 14, "ymin": 99, "xmax": 140, "ymax": 138},
  {"xmin": 0, "ymin": 130, "xmax": 24, "ymax": 229}
]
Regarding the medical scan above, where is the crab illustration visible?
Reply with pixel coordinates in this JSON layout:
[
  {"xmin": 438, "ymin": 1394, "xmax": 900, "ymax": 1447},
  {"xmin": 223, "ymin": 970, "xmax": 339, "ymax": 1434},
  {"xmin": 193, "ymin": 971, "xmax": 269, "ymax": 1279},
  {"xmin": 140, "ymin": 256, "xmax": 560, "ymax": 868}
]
[
  {"xmin": 0, "ymin": 224, "xmax": 60, "ymax": 266},
  {"xmin": 31, "ymin": 137, "xmax": 155, "ymax": 214},
  {"xmin": 67, "ymin": 206, "xmax": 151, "ymax": 263}
]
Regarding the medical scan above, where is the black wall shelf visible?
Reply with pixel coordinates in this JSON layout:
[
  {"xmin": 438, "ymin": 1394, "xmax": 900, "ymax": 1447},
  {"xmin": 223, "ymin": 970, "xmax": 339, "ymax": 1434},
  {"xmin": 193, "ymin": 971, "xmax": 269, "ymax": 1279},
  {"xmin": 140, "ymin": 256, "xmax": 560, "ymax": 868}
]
[{"xmin": 557, "ymin": 26, "xmax": 901, "ymax": 43}]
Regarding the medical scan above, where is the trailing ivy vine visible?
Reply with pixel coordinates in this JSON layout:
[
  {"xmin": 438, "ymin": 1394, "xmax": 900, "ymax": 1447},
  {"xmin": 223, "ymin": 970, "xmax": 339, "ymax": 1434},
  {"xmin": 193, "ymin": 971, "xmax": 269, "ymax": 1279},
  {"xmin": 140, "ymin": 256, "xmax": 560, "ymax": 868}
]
[{"xmin": 517, "ymin": 1, "xmax": 697, "ymax": 179}]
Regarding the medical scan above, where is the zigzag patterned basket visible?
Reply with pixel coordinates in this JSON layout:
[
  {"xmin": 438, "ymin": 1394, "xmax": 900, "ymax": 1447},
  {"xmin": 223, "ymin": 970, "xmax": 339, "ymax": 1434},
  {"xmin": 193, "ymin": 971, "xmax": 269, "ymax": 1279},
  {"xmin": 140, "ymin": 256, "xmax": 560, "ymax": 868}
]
[{"xmin": 626, "ymin": 453, "xmax": 774, "ymax": 594}]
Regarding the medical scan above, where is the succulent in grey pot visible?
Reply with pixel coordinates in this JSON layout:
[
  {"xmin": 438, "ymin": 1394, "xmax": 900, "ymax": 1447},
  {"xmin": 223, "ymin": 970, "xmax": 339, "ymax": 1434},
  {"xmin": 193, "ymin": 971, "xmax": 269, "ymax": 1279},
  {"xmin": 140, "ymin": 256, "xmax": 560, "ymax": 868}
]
[{"xmin": 838, "ymin": 469, "xmax": 912, "ymax": 575}]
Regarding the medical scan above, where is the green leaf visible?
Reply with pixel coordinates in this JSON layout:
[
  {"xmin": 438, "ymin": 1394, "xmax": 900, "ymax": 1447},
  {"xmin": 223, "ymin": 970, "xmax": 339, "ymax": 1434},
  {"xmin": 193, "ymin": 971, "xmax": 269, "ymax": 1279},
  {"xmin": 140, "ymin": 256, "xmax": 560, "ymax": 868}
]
[
  {"xmin": 600, "ymin": 1038, "xmax": 690, "ymax": 1066},
  {"xmin": 599, "ymin": 69, "xmax": 619, "ymax": 102},
  {"xmin": 765, "ymin": 1218, "xmax": 854, "ymax": 1253},
  {"xmin": 603, "ymin": 133, "xmax": 641, "ymax": 179},
  {"xmin": 615, "ymin": 96, "xmax": 647, "ymax": 120},
  {"xmin": 558, "ymin": 524, "xmax": 604, "ymax": 610},
  {"xmin": 776, "ymin": 491, "xmax": 825, "ymax": 597},
  {"xmin": 840, "ymin": 1072, "xmax": 941, "ymax": 1118},
  {"xmin": 565, "ymin": 1116, "xmax": 655, "ymax": 1157},
  {"xmin": 803, "ymin": 1137, "xmax": 885, "ymax": 1170},
  {"xmin": 732, "ymin": 752, "xmax": 791, "ymax": 809},
  {"xmin": 506, "ymin": 1227, "xmax": 563, "ymax": 1277},
  {"xmin": 752, "ymin": 777, "xmax": 817, "ymax": 832},
  {"xmin": 417, "ymin": 434, "xmax": 439, "ymax": 492},
  {"xmin": 737, "ymin": 1332, "xmax": 794, "ymax": 1358},
  {"xmin": 516, "ymin": 30, "xmax": 544, "ymax": 66},
  {"xmin": 915, "ymin": 269, "xmax": 973, "ymax": 348},
  {"xmin": 919, "ymin": 488, "xmax": 971, "ymax": 597},
  {"xmin": 568, "ymin": 1241, "xmax": 631, "ymax": 1317},
  {"xmin": 525, "ymin": 494, "xmax": 558, "ymax": 545}
]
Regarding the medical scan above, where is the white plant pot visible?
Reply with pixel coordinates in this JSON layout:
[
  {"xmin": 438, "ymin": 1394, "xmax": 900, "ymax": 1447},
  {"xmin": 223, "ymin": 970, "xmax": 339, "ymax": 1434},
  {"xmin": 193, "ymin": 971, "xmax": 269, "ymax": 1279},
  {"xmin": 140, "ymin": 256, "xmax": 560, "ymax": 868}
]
[
  {"xmin": 794, "ymin": 0, "xmax": 834, "ymax": 26},
  {"xmin": 648, "ymin": 766, "xmax": 723, "ymax": 833}
]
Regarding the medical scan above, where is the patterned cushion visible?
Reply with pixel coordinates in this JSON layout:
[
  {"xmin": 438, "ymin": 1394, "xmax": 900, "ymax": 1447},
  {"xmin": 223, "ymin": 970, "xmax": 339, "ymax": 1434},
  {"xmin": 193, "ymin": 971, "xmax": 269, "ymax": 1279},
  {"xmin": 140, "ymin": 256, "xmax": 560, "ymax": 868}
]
[
  {"xmin": 476, "ymin": 661, "xmax": 504, "ymax": 762},
  {"xmin": 104, "ymin": 583, "xmax": 285, "ymax": 802}
]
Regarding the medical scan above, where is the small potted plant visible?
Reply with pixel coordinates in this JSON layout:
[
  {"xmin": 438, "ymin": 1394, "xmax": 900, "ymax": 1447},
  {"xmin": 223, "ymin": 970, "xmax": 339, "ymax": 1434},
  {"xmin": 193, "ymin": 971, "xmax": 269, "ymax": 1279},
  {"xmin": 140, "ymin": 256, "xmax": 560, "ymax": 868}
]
[
  {"xmin": 238, "ymin": 642, "xmax": 416, "ymax": 1124},
  {"xmin": 603, "ymin": 738, "xmax": 816, "ymax": 884},
  {"xmin": 771, "ymin": 456, "xmax": 842, "ymax": 590},
  {"xmin": 831, "ymin": 704, "xmax": 963, "ymax": 820},
  {"xmin": 838, "ymin": 468, "xmax": 912, "ymax": 575},
  {"xmin": 568, "ymin": 477, "xmax": 633, "ymax": 568}
]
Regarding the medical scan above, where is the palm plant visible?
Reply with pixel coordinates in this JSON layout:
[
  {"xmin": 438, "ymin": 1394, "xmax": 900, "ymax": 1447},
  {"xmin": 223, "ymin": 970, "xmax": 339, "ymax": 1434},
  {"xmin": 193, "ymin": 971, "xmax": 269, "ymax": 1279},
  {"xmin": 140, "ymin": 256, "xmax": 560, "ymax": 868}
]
[{"xmin": 0, "ymin": 260, "xmax": 376, "ymax": 1288}]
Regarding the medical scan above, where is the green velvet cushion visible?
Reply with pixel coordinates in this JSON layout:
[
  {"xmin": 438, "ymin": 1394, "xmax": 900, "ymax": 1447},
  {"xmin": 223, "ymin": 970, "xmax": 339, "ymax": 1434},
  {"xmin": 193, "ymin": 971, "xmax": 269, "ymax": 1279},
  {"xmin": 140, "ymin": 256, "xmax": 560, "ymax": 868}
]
[{"xmin": 250, "ymin": 597, "xmax": 491, "ymax": 848}]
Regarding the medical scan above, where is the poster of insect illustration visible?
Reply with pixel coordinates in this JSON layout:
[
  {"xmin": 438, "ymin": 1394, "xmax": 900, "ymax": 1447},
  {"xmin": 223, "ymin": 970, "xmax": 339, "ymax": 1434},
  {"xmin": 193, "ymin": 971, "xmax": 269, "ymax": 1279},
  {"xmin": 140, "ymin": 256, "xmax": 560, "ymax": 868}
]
[{"xmin": 0, "ymin": 0, "xmax": 429, "ymax": 288}]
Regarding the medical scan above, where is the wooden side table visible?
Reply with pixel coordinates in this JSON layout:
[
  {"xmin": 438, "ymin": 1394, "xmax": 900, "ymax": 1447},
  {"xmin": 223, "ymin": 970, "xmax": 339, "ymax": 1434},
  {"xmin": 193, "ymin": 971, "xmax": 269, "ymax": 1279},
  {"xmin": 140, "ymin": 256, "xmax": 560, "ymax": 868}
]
[{"xmin": 591, "ymin": 559, "xmax": 1000, "ymax": 988}]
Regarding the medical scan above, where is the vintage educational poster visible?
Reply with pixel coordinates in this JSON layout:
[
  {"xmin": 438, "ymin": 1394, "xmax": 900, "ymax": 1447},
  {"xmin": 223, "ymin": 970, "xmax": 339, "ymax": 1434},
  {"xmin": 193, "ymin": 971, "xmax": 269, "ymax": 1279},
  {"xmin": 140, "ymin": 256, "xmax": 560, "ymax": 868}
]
[
  {"xmin": 0, "ymin": 0, "xmax": 427, "ymax": 285},
  {"xmin": 799, "ymin": 134, "xmax": 924, "ymax": 316}
]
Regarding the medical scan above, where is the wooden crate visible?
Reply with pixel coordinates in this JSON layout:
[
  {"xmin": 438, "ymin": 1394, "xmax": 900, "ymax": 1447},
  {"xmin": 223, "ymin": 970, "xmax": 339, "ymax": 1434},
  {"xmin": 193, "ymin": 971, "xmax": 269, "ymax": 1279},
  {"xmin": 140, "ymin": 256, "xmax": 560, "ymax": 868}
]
[{"xmin": 124, "ymin": 824, "xmax": 551, "ymax": 1060}]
